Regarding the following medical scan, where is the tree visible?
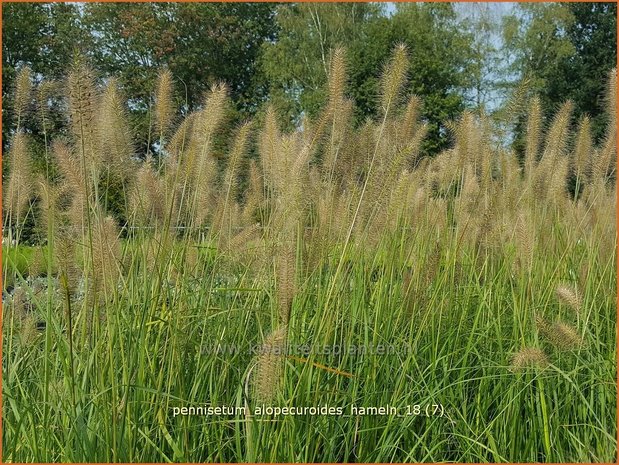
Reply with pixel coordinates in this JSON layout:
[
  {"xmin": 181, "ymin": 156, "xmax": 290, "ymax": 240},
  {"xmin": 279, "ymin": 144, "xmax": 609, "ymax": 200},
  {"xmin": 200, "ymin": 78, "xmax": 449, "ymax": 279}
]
[
  {"xmin": 83, "ymin": 3, "xmax": 277, "ymax": 113},
  {"xmin": 557, "ymin": 2, "xmax": 617, "ymax": 140},
  {"xmin": 503, "ymin": 3, "xmax": 616, "ymax": 144},
  {"xmin": 457, "ymin": 3, "xmax": 510, "ymax": 114},
  {"xmin": 2, "ymin": 3, "xmax": 278, "ymax": 157},
  {"xmin": 391, "ymin": 3, "xmax": 473, "ymax": 154},
  {"xmin": 2, "ymin": 3, "xmax": 89, "ymax": 148},
  {"xmin": 261, "ymin": 3, "xmax": 474, "ymax": 154},
  {"xmin": 260, "ymin": 3, "xmax": 383, "ymax": 124},
  {"xmin": 81, "ymin": 3, "xmax": 278, "ymax": 154}
]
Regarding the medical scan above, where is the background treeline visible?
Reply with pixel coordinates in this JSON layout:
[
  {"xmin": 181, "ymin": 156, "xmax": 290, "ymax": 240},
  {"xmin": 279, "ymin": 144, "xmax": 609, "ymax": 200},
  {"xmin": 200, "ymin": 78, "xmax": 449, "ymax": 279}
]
[{"xmin": 2, "ymin": 2, "xmax": 616, "ymax": 158}]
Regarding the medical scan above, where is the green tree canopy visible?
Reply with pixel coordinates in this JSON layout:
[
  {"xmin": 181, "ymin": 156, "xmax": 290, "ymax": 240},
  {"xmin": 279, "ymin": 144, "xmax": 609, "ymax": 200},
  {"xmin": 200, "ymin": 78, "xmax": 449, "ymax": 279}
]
[
  {"xmin": 3, "ymin": 2, "xmax": 615, "ymax": 159},
  {"xmin": 2, "ymin": 3, "xmax": 278, "ymax": 155},
  {"xmin": 83, "ymin": 3, "xmax": 277, "ymax": 114},
  {"xmin": 261, "ymin": 2, "xmax": 474, "ymax": 154},
  {"xmin": 504, "ymin": 2, "xmax": 617, "ymax": 142},
  {"xmin": 2, "ymin": 3, "xmax": 89, "ymax": 148}
]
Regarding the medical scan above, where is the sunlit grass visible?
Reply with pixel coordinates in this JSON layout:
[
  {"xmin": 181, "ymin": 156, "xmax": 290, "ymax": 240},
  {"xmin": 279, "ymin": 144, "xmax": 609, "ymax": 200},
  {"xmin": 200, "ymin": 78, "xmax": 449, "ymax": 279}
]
[{"xmin": 2, "ymin": 48, "xmax": 616, "ymax": 462}]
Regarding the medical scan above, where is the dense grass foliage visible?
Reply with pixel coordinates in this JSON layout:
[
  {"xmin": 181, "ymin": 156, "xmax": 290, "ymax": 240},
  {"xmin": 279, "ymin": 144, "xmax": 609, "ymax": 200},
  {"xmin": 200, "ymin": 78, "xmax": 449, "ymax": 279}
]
[{"xmin": 2, "ymin": 47, "xmax": 617, "ymax": 462}]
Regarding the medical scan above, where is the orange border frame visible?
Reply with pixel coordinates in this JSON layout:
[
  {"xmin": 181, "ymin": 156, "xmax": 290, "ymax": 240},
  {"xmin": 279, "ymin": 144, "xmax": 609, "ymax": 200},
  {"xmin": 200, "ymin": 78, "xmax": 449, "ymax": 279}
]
[{"xmin": 0, "ymin": 1, "xmax": 616, "ymax": 464}]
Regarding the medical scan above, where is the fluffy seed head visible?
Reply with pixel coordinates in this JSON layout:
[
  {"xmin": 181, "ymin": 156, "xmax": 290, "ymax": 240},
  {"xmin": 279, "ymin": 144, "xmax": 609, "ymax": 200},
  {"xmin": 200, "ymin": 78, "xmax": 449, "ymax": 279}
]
[
  {"xmin": 91, "ymin": 215, "xmax": 121, "ymax": 298},
  {"xmin": 98, "ymin": 77, "xmax": 133, "ymax": 172},
  {"xmin": 604, "ymin": 68, "xmax": 616, "ymax": 128},
  {"xmin": 536, "ymin": 314, "xmax": 582, "ymax": 351},
  {"xmin": 259, "ymin": 105, "xmax": 281, "ymax": 193},
  {"xmin": 510, "ymin": 347, "xmax": 549, "ymax": 371},
  {"xmin": 541, "ymin": 100, "xmax": 573, "ymax": 161},
  {"xmin": 524, "ymin": 96, "xmax": 542, "ymax": 180},
  {"xmin": 4, "ymin": 132, "xmax": 33, "ymax": 224},
  {"xmin": 37, "ymin": 80, "xmax": 57, "ymax": 131},
  {"xmin": 380, "ymin": 44, "xmax": 409, "ymax": 115},
  {"xmin": 253, "ymin": 326, "xmax": 288, "ymax": 404},
  {"xmin": 328, "ymin": 47, "xmax": 347, "ymax": 105},
  {"xmin": 555, "ymin": 284, "xmax": 582, "ymax": 314},
  {"xmin": 573, "ymin": 116, "xmax": 592, "ymax": 182},
  {"xmin": 550, "ymin": 321, "xmax": 583, "ymax": 350},
  {"xmin": 14, "ymin": 66, "xmax": 32, "ymax": 128},
  {"xmin": 154, "ymin": 68, "xmax": 175, "ymax": 139},
  {"xmin": 67, "ymin": 57, "xmax": 100, "ymax": 174},
  {"xmin": 191, "ymin": 83, "xmax": 228, "ymax": 185},
  {"xmin": 130, "ymin": 157, "xmax": 165, "ymax": 227},
  {"xmin": 55, "ymin": 228, "xmax": 81, "ymax": 298}
]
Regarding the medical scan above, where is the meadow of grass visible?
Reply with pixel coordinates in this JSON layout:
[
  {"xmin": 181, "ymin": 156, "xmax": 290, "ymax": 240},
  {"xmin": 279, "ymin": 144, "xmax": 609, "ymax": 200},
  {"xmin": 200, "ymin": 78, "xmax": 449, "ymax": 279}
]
[{"xmin": 2, "ymin": 46, "xmax": 617, "ymax": 462}]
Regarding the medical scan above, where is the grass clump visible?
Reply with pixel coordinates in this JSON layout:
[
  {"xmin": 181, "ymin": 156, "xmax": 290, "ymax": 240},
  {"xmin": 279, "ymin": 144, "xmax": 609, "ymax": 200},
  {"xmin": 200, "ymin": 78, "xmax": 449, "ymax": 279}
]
[{"xmin": 2, "ymin": 48, "xmax": 616, "ymax": 463}]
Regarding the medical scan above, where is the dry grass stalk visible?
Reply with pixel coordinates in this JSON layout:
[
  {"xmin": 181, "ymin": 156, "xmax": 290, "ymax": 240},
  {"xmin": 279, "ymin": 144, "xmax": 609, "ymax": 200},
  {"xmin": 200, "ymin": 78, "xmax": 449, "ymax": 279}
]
[
  {"xmin": 276, "ymin": 243, "xmax": 296, "ymax": 326},
  {"xmin": 536, "ymin": 314, "xmax": 582, "ymax": 351},
  {"xmin": 154, "ymin": 68, "xmax": 175, "ymax": 141},
  {"xmin": 510, "ymin": 347, "xmax": 549, "ymax": 371},
  {"xmin": 572, "ymin": 116, "xmax": 592, "ymax": 187},
  {"xmin": 379, "ymin": 43, "xmax": 408, "ymax": 115},
  {"xmin": 37, "ymin": 80, "xmax": 57, "ymax": 135},
  {"xmin": 67, "ymin": 58, "xmax": 100, "ymax": 176},
  {"xmin": 524, "ymin": 96, "xmax": 542, "ymax": 182},
  {"xmin": 55, "ymin": 228, "xmax": 81, "ymax": 298},
  {"xmin": 555, "ymin": 284, "xmax": 582, "ymax": 314},
  {"xmin": 91, "ymin": 215, "xmax": 122, "ymax": 299},
  {"xmin": 14, "ymin": 66, "xmax": 32, "ymax": 129},
  {"xmin": 253, "ymin": 326, "xmax": 288, "ymax": 404},
  {"xmin": 130, "ymin": 157, "xmax": 166, "ymax": 227},
  {"xmin": 4, "ymin": 132, "xmax": 33, "ymax": 225},
  {"xmin": 98, "ymin": 78, "xmax": 133, "ymax": 175}
]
